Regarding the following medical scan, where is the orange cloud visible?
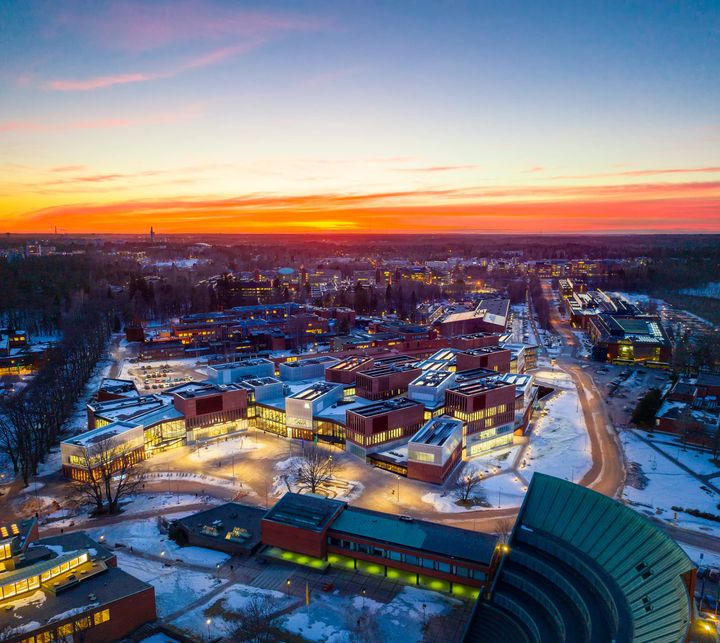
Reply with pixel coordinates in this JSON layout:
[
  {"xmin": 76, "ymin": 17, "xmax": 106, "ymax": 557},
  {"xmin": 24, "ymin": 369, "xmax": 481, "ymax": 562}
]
[{"xmin": 9, "ymin": 179, "xmax": 719, "ymax": 234}]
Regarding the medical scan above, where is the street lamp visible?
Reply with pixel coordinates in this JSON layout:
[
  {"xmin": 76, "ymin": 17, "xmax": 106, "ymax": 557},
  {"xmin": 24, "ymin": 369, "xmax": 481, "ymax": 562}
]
[
  {"xmin": 205, "ymin": 618, "xmax": 212, "ymax": 641},
  {"xmin": 361, "ymin": 587, "xmax": 367, "ymax": 609},
  {"xmin": 395, "ymin": 475, "xmax": 400, "ymax": 503}
]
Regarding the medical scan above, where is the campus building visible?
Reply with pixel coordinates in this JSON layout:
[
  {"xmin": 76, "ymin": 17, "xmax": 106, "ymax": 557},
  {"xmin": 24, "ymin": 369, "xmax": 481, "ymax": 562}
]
[
  {"xmin": 464, "ymin": 473, "xmax": 699, "ymax": 643},
  {"xmin": 445, "ymin": 371, "xmax": 516, "ymax": 456},
  {"xmin": 285, "ymin": 382, "xmax": 345, "ymax": 440},
  {"xmin": 406, "ymin": 416, "xmax": 463, "ymax": 484},
  {"xmin": 588, "ymin": 313, "xmax": 672, "ymax": 367},
  {"xmin": 0, "ymin": 520, "xmax": 156, "ymax": 643},
  {"xmin": 261, "ymin": 493, "xmax": 497, "ymax": 590},
  {"xmin": 279, "ymin": 355, "xmax": 340, "ymax": 381},
  {"xmin": 207, "ymin": 358, "xmax": 275, "ymax": 385},
  {"xmin": 456, "ymin": 346, "xmax": 512, "ymax": 374},
  {"xmin": 345, "ymin": 397, "xmax": 425, "ymax": 459},
  {"xmin": 354, "ymin": 361, "xmax": 423, "ymax": 400}
]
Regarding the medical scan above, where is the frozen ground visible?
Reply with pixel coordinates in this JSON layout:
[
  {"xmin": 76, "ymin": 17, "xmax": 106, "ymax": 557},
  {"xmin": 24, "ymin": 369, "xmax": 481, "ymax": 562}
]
[
  {"xmin": 532, "ymin": 368, "xmax": 574, "ymax": 389},
  {"xmin": 272, "ymin": 456, "xmax": 364, "ymax": 502},
  {"xmin": 679, "ymin": 544, "xmax": 720, "ymax": 569},
  {"xmin": 87, "ymin": 516, "xmax": 230, "ymax": 569},
  {"xmin": 188, "ymin": 435, "xmax": 265, "ymax": 463},
  {"xmin": 422, "ymin": 471, "xmax": 526, "ymax": 513},
  {"xmin": 523, "ymin": 390, "xmax": 592, "ymax": 482},
  {"xmin": 279, "ymin": 585, "xmax": 459, "ymax": 643},
  {"xmin": 622, "ymin": 430, "xmax": 720, "ymax": 534},
  {"xmin": 172, "ymin": 584, "xmax": 292, "ymax": 639},
  {"xmin": 640, "ymin": 436, "xmax": 720, "ymax": 477},
  {"xmin": 115, "ymin": 551, "xmax": 224, "ymax": 617}
]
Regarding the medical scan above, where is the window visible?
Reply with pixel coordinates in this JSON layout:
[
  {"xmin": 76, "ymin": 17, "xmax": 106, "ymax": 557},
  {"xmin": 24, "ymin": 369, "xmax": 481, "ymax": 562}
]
[
  {"xmin": 405, "ymin": 555, "xmax": 420, "ymax": 566},
  {"xmin": 57, "ymin": 623, "xmax": 74, "ymax": 637},
  {"xmin": 75, "ymin": 616, "xmax": 92, "ymax": 630},
  {"xmin": 93, "ymin": 609, "xmax": 110, "ymax": 625},
  {"xmin": 388, "ymin": 550, "xmax": 402, "ymax": 562},
  {"xmin": 437, "ymin": 561, "xmax": 451, "ymax": 573},
  {"xmin": 422, "ymin": 558, "xmax": 435, "ymax": 570}
]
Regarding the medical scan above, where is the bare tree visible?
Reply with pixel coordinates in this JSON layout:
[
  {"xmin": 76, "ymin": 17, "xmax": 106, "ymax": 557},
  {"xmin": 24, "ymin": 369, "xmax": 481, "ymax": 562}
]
[
  {"xmin": 228, "ymin": 594, "xmax": 280, "ymax": 642},
  {"xmin": 454, "ymin": 471, "xmax": 483, "ymax": 504},
  {"xmin": 296, "ymin": 444, "xmax": 338, "ymax": 494},
  {"xmin": 494, "ymin": 517, "xmax": 515, "ymax": 544},
  {"xmin": 72, "ymin": 435, "xmax": 145, "ymax": 515}
]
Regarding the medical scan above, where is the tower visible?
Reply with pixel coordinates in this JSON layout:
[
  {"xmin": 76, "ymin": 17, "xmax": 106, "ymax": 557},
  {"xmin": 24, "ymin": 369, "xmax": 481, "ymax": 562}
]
[{"xmin": 150, "ymin": 226, "xmax": 155, "ymax": 244}]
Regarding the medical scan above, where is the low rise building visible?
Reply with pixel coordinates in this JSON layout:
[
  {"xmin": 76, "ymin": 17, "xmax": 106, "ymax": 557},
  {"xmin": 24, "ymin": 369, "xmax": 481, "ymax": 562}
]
[
  {"xmin": 207, "ymin": 358, "xmax": 275, "ymax": 384},
  {"xmin": 445, "ymin": 373, "xmax": 516, "ymax": 457},
  {"xmin": 355, "ymin": 362, "xmax": 423, "ymax": 400},
  {"xmin": 345, "ymin": 397, "xmax": 425, "ymax": 458},
  {"xmin": 456, "ymin": 346, "xmax": 511, "ymax": 373},
  {"xmin": 279, "ymin": 355, "xmax": 339, "ymax": 381},
  {"xmin": 0, "ymin": 526, "xmax": 156, "ymax": 643},
  {"xmin": 407, "ymin": 416, "xmax": 463, "ymax": 484},
  {"xmin": 285, "ymin": 382, "xmax": 344, "ymax": 440}
]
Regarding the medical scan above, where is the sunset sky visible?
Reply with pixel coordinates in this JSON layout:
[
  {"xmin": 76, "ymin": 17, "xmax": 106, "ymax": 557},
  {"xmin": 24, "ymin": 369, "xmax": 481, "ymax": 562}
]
[{"xmin": 1, "ymin": 0, "xmax": 719, "ymax": 234}]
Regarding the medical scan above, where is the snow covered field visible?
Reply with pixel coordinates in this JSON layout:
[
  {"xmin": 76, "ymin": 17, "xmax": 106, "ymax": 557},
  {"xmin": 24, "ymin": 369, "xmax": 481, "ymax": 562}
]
[
  {"xmin": 523, "ymin": 390, "xmax": 591, "ymax": 482},
  {"xmin": 272, "ymin": 456, "xmax": 364, "ymax": 502},
  {"xmin": 86, "ymin": 516, "xmax": 230, "ymax": 568},
  {"xmin": 278, "ymin": 585, "xmax": 459, "ymax": 643},
  {"xmin": 115, "ymin": 551, "xmax": 224, "ymax": 617},
  {"xmin": 188, "ymin": 435, "xmax": 265, "ymax": 463},
  {"xmin": 173, "ymin": 584, "xmax": 292, "ymax": 639},
  {"xmin": 622, "ymin": 430, "xmax": 720, "ymax": 533}
]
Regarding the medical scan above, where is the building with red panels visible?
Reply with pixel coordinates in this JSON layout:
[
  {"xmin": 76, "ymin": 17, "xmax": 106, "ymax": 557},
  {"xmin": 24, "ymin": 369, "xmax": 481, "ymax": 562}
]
[
  {"xmin": 355, "ymin": 362, "xmax": 423, "ymax": 400},
  {"xmin": 456, "ymin": 346, "xmax": 512, "ymax": 374},
  {"xmin": 325, "ymin": 355, "xmax": 375, "ymax": 385},
  {"xmin": 407, "ymin": 417, "xmax": 463, "ymax": 484},
  {"xmin": 0, "ymin": 529, "xmax": 156, "ymax": 643},
  {"xmin": 437, "ymin": 299, "xmax": 509, "ymax": 337},
  {"xmin": 345, "ymin": 397, "xmax": 425, "ymax": 459},
  {"xmin": 261, "ymin": 493, "xmax": 345, "ymax": 559},
  {"xmin": 95, "ymin": 378, "xmax": 139, "ymax": 402},
  {"xmin": 138, "ymin": 339, "xmax": 185, "ymax": 361},
  {"xmin": 261, "ymin": 493, "xmax": 497, "ymax": 590},
  {"xmin": 444, "ymin": 371, "xmax": 516, "ymax": 457},
  {"xmin": 448, "ymin": 332, "xmax": 502, "ymax": 350},
  {"xmin": 168, "ymin": 381, "xmax": 248, "ymax": 443}
]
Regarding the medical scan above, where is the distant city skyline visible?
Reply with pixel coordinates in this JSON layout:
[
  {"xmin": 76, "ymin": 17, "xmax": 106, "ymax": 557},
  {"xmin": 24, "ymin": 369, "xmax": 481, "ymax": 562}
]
[{"xmin": 1, "ymin": 0, "xmax": 719, "ymax": 234}]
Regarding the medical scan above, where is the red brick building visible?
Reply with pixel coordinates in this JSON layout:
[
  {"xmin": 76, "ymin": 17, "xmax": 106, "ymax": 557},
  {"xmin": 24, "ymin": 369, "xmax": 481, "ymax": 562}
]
[
  {"xmin": 261, "ymin": 494, "xmax": 497, "ymax": 590},
  {"xmin": 455, "ymin": 346, "xmax": 512, "ymax": 374},
  {"xmin": 345, "ymin": 398, "xmax": 425, "ymax": 458},
  {"xmin": 355, "ymin": 363, "xmax": 423, "ymax": 400},
  {"xmin": 0, "ymin": 525, "xmax": 156, "ymax": 643}
]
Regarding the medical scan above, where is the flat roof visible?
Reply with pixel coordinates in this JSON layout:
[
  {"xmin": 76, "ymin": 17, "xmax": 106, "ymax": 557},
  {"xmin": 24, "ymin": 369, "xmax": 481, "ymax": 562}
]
[
  {"xmin": 175, "ymin": 502, "xmax": 265, "ymax": 551},
  {"xmin": 358, "ymin": 363, "xmax": 421, "ymax": 378},
  {"xmin": 63, "ymin": 420, "xmax": 140, "ymax": 447},
  {"xmin": 347, "ymin": 397, "xmax": 422, "ymax": 417},
  {"xmin": 210, "ymin": 358, "xmax": 273, "ymax": 370},
  {"xmin": 327, "ymin": 355, "xmax": 374, "ymax": 371},
  {"xmin": 282, "ymin": 356, "xmax": 338, "ymax": 367},
  {"xmin": 263, "ymin": 493, "xmax": 345, "ymax": 532},
  {"xmin": 410, "ymin": 417, "xmax": 462, "ymax": 446},
  {"xmin": 330, "ymin": 506, "xmax": 497, "ymax": 566},
  {"xmin": 462, "ymin": 345, "xmax": 507, "ymax": 356},
  {"xmin": 410, "ymin": 369, "xmax": 454, "ymax": 388},
  {"xmin": 448, "ymin": 377, "xmax": 512, "ymax": 397},
  {"xmin": 289, "ymin": 382, "xmax": 342, "ymax": 401}
]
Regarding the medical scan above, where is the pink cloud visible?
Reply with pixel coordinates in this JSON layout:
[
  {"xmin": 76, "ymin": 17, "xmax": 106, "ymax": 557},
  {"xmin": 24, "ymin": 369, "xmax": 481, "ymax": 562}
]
[
  {"xmin": 554, "ymin": 167, "xmax": 720, "ymax": 180},
  {"xmin": 0, "ymin": 104, "xmax": 201, "ymax": 132},
  {"xmin": 45, "ymin": 39, "xmax": 265, "ymax": 91},
  {"xmin": 54, "ymin": 2, "xmax": 326, "ymax": 53}
]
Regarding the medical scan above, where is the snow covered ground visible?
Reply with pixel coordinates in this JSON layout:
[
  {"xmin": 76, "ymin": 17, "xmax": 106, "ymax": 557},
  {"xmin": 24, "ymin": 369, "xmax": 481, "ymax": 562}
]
[
  {"xmin": 532, "ymin": 368, "xmax": 574, "ymax": 389},
  {"xmin": 172, "ymin": 584, "xmax": 292, "ymax": 639},
  {"xmin": 622, "ymin": 430, "xmax": 720, "ymax": 533},
  {"xmin": 115, "ymin": 551, "xmax": 224, "ymax": 617},
  {"xmin": 522, "ymin": 390, "xmax": 592, "ymax": 482},
  {"xmin": 279, "ymin": 585, "xmax": 459, "ymax": 643},
  {"xmin": 86, "ymin": 516, "xmax": 230, "ymax": 568},
  {"xmin": 188, "ymin": 435, "xmax": 265, "ymax": 463},
  {"xmin": 272, "ymin": 456, "xmax": 364, "ymax": 502}
]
